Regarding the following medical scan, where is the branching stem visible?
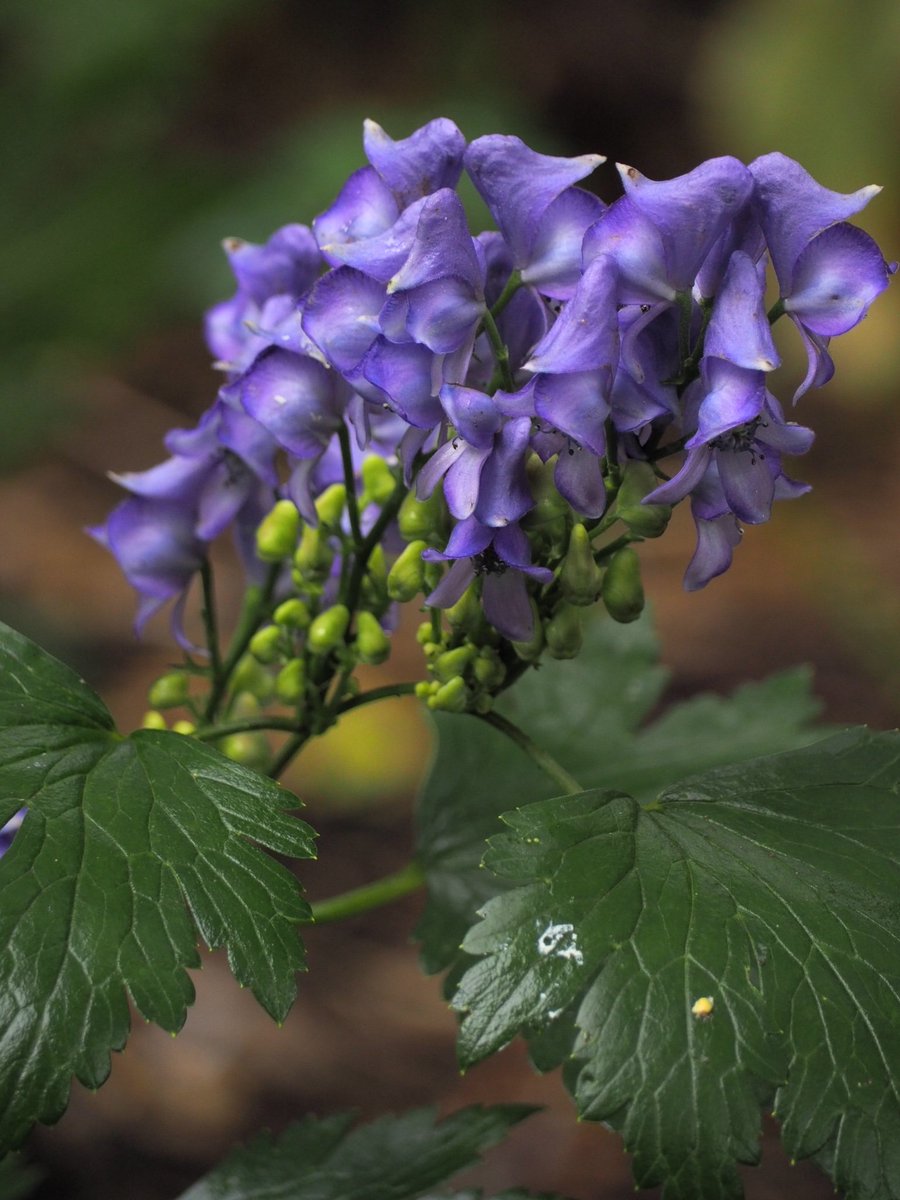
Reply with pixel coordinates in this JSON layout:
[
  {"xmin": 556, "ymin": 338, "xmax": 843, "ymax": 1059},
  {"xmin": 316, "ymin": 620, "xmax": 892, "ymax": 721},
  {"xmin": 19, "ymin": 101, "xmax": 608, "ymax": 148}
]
[{"xmin": 477, "ymin": 710, "xmax": 583, "ymax": 796}]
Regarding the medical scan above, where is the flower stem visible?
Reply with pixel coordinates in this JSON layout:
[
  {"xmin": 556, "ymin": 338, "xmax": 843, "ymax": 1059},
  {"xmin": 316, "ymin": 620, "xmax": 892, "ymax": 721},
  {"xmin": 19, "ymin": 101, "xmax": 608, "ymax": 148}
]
[
  {"xmin": 203, "ymin": 563, "xmax": 280, "ymax": 723},
  {"xmin": 337, "ymin": 681, "xmax": 418, "ymax": 715},
  {"xmin": 477, "ymin": 710, "xmax": 583, "ymax": 796},
  {"xmin": 767, "ymin": 298, "xmax": 786, "ymax": 324},
  {"xmin": 490, "ymin": 270, "xmax": 522, "ymax": 319},
  {"xmin": 308, "ymin": 860, "xmax": 426, "ymax": 924},
  {"xmin": 199, "ymin": 559, "xmax": 224, "ymax": 687},
  {"xmin": 195, "ymin": 715, "xmax": 302, "ymax": 741},
  {"xmin": 481, "ymin": 308, "xmax": 515, "ymax": 392},
  {"xmin": 338, "ymin": 422, "xmax": 363, "ymax": 546}
]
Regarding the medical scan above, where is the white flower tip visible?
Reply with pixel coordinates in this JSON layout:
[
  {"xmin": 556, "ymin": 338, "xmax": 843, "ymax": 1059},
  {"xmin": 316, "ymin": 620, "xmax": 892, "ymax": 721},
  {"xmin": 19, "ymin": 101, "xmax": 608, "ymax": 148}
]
[
  {"xmin": 616, "ymin": 162, "xmax": 641, "ymax": 185},
  {"xmin": 222, "ymin": 236, "xmax": 245, "ymax": 254},
  {"xmin": 363, "ymin": 117, "xmax": 388, "ymax": 142}
]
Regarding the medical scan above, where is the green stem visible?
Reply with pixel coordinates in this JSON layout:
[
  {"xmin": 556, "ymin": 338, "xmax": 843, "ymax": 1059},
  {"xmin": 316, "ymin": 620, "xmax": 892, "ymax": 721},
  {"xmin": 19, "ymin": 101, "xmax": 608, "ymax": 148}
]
[
  {"xmin": 308, "ymin": 860, "xmax": 426, "ymax": 924},
  {"xmin": 490, "ymin": 270, "xmax": 522, "ymax": 319},
  {"xmin": 268, "ymin": 730, "xmax": 309, "ymax": 779},
  {"xmin": 676, "ymin": 290, "xmax": 693, "ymax": 365},
  {"xmin": 481, "ymin": 308, "xmax": 514, "ymax": 392},
  {"xmin": 767, "ymin": 298, "xmax": 786, "ymax": 324},
  {"xmin": 203, "ymin": 564, "xmax": 280, "ymax": 723},
  {"xmin": 337, "ymin": 681, "xmax": 418, "ymax": 715},
  {"xmin": 338, "ymin": 423, "xmax": 364, "ymax": 546},
  {"xmin": 344, "ymin": 477, "xmax": 408, "ymax": 613},
  {"xmin": 199, "ymin": 559, "xmax": 224, "ymax": 692},
  {"xmin": 195, "ymin": 715, "xmax": 301, "ymax": 741},
  {"xmin": 477, "ymin": 710, "xmax": 583, "ymax": 796}
]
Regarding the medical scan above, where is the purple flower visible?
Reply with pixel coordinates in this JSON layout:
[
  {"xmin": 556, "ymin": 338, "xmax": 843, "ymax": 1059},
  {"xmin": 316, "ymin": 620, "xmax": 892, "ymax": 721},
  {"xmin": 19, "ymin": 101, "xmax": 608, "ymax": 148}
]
[
  {"xmin": 0, "ymin": 809, "xmax": 24, "ymax": 858},
  {"xmin": 423, "ymin": 517, "xmax": 552, "ymax": 641}
]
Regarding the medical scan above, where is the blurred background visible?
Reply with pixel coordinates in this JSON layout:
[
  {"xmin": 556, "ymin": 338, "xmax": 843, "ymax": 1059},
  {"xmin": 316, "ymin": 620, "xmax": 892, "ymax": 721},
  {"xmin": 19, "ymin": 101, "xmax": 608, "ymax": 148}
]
[{"xmin": 1, "ymin": 0, "xmax": 897, "ymax": 1196}]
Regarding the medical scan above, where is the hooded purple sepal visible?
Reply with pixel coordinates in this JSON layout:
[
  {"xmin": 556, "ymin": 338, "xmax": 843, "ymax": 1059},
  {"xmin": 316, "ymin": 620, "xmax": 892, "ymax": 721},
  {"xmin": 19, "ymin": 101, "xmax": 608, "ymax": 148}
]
[
  {"xmin": 524, "ymin": 255, "xmax": 619, "ymax": 375},
  {"xmin": 785, "ymin": 222, "xmax": 895, "ymax": 337},
  {"xmin": 465, "ymin": 134, "xmax": 604, "ymax": 269},
  {"xmin": 360, "ymin": 337, "xmax": 444, "ymax": 429},
  {"xmin": 703, "ymin": 251, "xmax": 780, "ymax": 371},
  {"xmin": 534, "ymin": 371, "xmax": 610, "ymax": 458},
  {"xmin": 301, "ymin": 266, "xmax": 386, "ymax": 371},
  {"xmin": 749, "ymin": 152, "xmax": 882, "ymax": 290},
  {"xmin": 363, "ymin": 117, "xmax": 466, "ymax": 206},
  {"xmin": 239, "ymin": 348, "xmax": 346, "ymax": 457}
]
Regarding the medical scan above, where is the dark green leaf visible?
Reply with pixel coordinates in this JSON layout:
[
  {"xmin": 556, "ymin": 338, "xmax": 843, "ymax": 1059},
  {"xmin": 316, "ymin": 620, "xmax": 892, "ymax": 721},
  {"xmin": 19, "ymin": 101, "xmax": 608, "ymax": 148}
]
[
  {"xmin": 0, "ymin": 622, "xmax": 315, "ymax": 1154},
  {"xmin": 415, "ymin": 613, "xmax": 822, "ymax": 979},
  {"xmin": 0, "ymin": 1153, "xmax": 41, "ymax": 1200},
  {"xmin": 178, "ymin": 1104, "xmax": 538, "ymax": 1200},
  {"xmin": 453, "ymin": 730, "xmax": 900, "ymax": 1199}
]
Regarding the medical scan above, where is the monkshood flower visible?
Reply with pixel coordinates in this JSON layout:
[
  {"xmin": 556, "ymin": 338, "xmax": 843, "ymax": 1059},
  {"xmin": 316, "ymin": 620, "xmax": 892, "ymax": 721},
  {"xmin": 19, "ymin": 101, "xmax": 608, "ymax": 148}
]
[
  {"xmin": 423, "ymin": 517, "xmax": 553, "ymax": 641},
  {"xmin": 750, "ymin": 152, "xmax": 896, "ymax": 397}
]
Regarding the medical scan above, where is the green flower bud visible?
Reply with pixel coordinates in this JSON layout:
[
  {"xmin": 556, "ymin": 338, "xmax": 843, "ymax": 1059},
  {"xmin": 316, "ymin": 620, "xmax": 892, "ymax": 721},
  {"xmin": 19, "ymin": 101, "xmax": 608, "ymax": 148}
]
[
  {"xmin": 416, "ymin": 621, "xmax": 436, "ymax": 647},
  {"xmin": 314, "ymin": 482, "xmax": 347, "ymax": 528},
  {"xmin": 397, "ymin": 488, "xmax": 448, "ymax": 544},
  {"xmin": 387, "ymin": 540, "xmax": 428, "ymax": 601},
  {"xmin": 545, "ymin": 602, "xmax": 583, "ymax": 660},
  {"xmin": 273, "ymin": 598, "xmax": 311, "ymax": 629},
  {"xmin": 616, "ymin": 461, "xmax": 671, "ymax": 538},
  {"xmin": 474, "ymin": 693, "xmax": 494, "ymax": 714},
  {"xmin": 141, "ymin": 710, "xmax": 167, "ymax": 731},
  {"xmin": 219, "ymin": 732, "xmax": 270, "ymax": 771},
  {"xmin": 355, "ymin": 610, "xmax": 391, "ymax": 665},
  {"xmin": 423, "ymin": 560, "xmax": 444, "ymax": 591},
  {"xmin": 361, "ymin": 455, "xmax": 397, "ymax": 506},
  {"xmin": 445, "ymin": 583, "xmax": 483, "ymax": 633},
  {"xmin": 559, "ymin": 523, "xmax": 603, "ymax": 606},
  {"xmin": 249, "ymin": 624, "xmax": 282, "ymax": 663},
  {"xmin": 147, "ymin": 671, "xmax": 190, "ymax": 710},
  {"xmin": 414, "ymin": 681, "xmax": 432, "ymax": 700},
  {"xmin": 307, "ymin": 604, "xmax": 350, "ymax": 654},
  {"xmin": 473, "ymin": 649, "xmax": 505, "ymax": 689},
  {"xmin": 255, "ymin": 499, "xmax": 300, "ymax": 561},
  {"xmin": 601, "ymin": 546, "xmax": 645, "ymax": 623},
  {"xmin": 231, "ymin": 653, "xmax": 276, "ymax": 700},
  {"xmin": 432, "ymin": 643, "xmax": 475, "ymax": 683},
  {"xmin": 512, "ymin": 600, "xmax": 545, "ymax": 662},
  {"xmin": 275, "ymin": 658, "xmax": 306, "ymax": 704},
  {"xmin": 294, "ymin": 525, "xmax": 334, "ymax": 581},
  {"xmin": 427, "ymin": 675, "xmax": 469, "ymax": 713},
  {"xmin": 172, "ymin": 719, "xmax": 196, "ymax": 736}
]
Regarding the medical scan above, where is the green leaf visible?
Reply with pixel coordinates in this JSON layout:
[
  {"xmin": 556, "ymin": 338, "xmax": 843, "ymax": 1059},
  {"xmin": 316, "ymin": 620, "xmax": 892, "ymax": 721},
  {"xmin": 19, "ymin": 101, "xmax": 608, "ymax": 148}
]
[
  {"xmin": 178, "ymin": 1104, "xmax": 538, "ymax": 1200},
  {"xmin": 415, "ymin": 613, "xmax": 822, "ymax": 980},
  {"xmin": 0, "ymin": 622, "xmax": 315, "ymax": 1154},
  {"xmin": 452, "ymin": 729, "xmax": 900, "ymax": 1199}
]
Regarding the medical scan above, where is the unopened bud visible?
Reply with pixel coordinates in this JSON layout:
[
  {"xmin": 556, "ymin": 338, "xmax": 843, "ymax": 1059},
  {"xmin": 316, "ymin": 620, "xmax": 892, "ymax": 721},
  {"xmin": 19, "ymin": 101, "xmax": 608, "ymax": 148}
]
[
  {"xmin": 256, "ymin": 500, "xmax": 300, "ymax": 561},
  {"xmin": 560, "ymin": 524, "xmax": 603, "ymax": 606},
  {"xmin": 545, "ymin": 602, "xmax": 583, "ymax": 660},
  {"xmin": 307, "ymin": 604, "xmax": 350, "ymax": 654},
  {"xmin": 274, "ymin": 659, "xmax": 305, "ymax": 704},
  {"xmin": 445, "ymin": 584, "xmax": 483, "ymax": 633},
  {"xmin": 249, "ymin": 624, "xmax": 282, "ymax": 664},
  {"xmin": 141, "ymin": 710, "xmax": 167, "ymax": 731},
  {"xmin": 219, "ymin": 732, "xmax": 270, "ymax": 770},
  {"xmin": 314, "ymin": 483, "xmax": 347, "ymax": 528},
  {"xmin": 387, "ymin": 540, "xmax": 427, "ymax": 602},
  {"xmin": 602, "ymin": 546, "xmax": 645, "ymax": 623},
  {"xmin": 361, "ymin": 455, "xmax": 397, "ymax": 506},
  {"xmin": 273, "ymin": 598, "xmax": 311, "ymax": 629},
  {"xmin": 172, "ymin": 719, "xmax": 196, "ymax": 736},
  {"xmin": 427, "ymin": 675, "xmax": 469, "ymax": 712},
  {"xmin": 617, "ymin": 461, "xmax": 671, "ymax": 538},
  {"xmin": 231, "ymin": 653, "xmax": 275, "ymax": 700},
  {"xmin": 433, "ymin": 644, "xmax": 475, "ymax": 683},
  {"xmin": 294, "ymin": 525, "xmax": 334, "ymax": 581},
  {"xmin": 423, "ymin": 560, "xmax": 444, "ymax": 592},
  {"xmin": 398, "ymin": 488, "xmax": 448, "ymax": 544},
  {"xmin": 416, "ymin": 621, "xmax": 436, "ymax": 647},
  {"xmin": 147, "ymin": 671, "xmax": 190, "ymax": 710},
  {"xmin": 473, "ymin": 649, "xmax": 505, "ymax": 689},
  {"xmin": 355, "ymin": 611, "xmax": 391, "ymax": 665}
]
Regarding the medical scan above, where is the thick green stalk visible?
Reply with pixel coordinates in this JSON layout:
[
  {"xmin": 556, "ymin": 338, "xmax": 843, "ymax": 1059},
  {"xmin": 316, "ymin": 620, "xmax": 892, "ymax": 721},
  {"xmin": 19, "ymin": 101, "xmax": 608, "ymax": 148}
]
[
  {"xmin": 308, "ymin": 860, "xmax": 426, "ymax": 924},
  {"xmin": 478, "ymin": 710, "xmax": 583, "ymax": 796}
]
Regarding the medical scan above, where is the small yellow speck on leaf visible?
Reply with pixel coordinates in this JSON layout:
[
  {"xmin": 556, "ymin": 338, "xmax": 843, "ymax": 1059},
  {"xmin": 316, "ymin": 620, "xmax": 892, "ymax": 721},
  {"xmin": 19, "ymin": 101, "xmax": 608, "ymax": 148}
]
[{"xmin": 691, "ymin": 995, "xmax": 714, "ymax": 1018}]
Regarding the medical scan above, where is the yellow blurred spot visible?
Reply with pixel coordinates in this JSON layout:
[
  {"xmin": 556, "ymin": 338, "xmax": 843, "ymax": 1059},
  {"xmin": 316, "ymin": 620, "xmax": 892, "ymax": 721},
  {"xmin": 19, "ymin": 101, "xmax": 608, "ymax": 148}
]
[{"xmin": 691, "ymin": 995, "xmax": 714, "ymax": 1018}]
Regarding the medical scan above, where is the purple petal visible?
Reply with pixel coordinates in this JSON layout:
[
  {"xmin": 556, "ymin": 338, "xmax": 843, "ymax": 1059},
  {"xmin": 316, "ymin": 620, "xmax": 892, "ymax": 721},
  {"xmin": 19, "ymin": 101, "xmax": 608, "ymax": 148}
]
[
  {"xmin": 222, "ymin": 225, "xmax": 321, "ymax": 304},
  {"xmin": 482, "ymin": 570, "xmax": 535, "ymax": 641},
  {"xmin": 218, "ymin": 405, "xmax": 279, "ymax": 485},
  {"xmin": 195, "ymin": 458, "xmax": 258, "ymax": 541},
  {"xmin": 522, "ymin": 187, "xmax": 606, "ymax": 297},
  {"xmin": 689, "ymin": 359, "xmax": 766, "ymax": 446},
  {"xmin": 716, "ymin": 447, "xmax": 776, "ymax": 524},
  {"xmin": 240, "ymin": 349, "xmax": 344, "ymax": 457},
  {"xmin": 362, "ymin": 337, "xmax": 444, "ymax": 429},
  {"xmin": 443, "ymin": 443, "xmax": 492, "ymax": 519},
  {"xmin": 497, "ymin": 287, "xmax": 550, "ymax": 370},
  {"xmin": 617, "ymin": 156, "xmax": 754, "ymax": 291},
  {"xmin": 790, "ymin": 317, "xmax": 834, "ymax": 401},
  {"xmin": 313, "ymin": 166, "xmax": 399, "ymax": 259},
  {"xmin": 703, "ymin": 251, "xmax": 779, "ymax": 371},
  {"xmin": 388, "ymin": 189, "xmax": 483, "ymax": 294},
  {"xmin": 785, "ymin": 222, "xmax": 894, "ymax": 337},
  {"xmin": 440, "ymin": 384, "xmax": 502, "ymax": 448},
  {"xmin": 534, "ymin": 370, "xmax": 610, "ymax": 457},
  {"xmin": 524, "ymin": 255, "xmax": 619, "ymax": 375},
  {"xmin": 425, "ymin": 557, "xmax": 475, "ymax": 608},
  {"xmin": 319, "ymin": 196, "xmax": 429, "ymax": 282},
  {"xmin": 465, "ymin": 134, "xmax": 604, "ymax": 267},
  {"xmin": 749, "ymin": 152, "xmax": 882, "ymax": 290},
  {"xmin": 684, "ymin": 512, "xmax": 742, "ymax": 590},
  {"xmin": 431, "ymin": 514, "xmax": 494, "ymax": 559},
  {"xmin": 404, "ymin": 276, "xmax": 486, "ymax": 354},
  {"xmin": 474, "ymin": 418, "xmax": 534, "ymax": 527},
  {"xmin": 583, "ymin": 198, "xmax": 673, "ymax": 303},
  {"xmin": 363, "ymin": 117, "xmax": 466, "ymax": 206},
  {"xmin": 301, "ymin": 267, "xmax": 386, "ymax": 370},
  {"xmin": 553, "ymin": 444, "xmax": 607, "ymax": 516},
  {"xmin": 643, "ymin": 445, "xmax": 712, "ymax": 506}
]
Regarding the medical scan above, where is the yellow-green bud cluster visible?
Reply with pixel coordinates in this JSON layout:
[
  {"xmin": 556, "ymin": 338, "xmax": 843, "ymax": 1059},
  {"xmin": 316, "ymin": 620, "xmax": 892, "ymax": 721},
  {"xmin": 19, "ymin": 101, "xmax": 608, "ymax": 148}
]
[{"xmin": 414, "ymin": 617, "xmax": 505, "ymax": 714}]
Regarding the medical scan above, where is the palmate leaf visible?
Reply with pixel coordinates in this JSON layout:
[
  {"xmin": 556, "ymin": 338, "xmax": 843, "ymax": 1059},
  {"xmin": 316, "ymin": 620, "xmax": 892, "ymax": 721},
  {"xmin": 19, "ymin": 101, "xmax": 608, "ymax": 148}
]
[
  {"xmin": 415, "ymin": 614, "xmax": 823, "ymax": 980},
  {"xmin": 452, "ymin": 730, "xmax": 900, "ymax": 1200},
  {"xmin": 178, "ymin": 1104, "xmax": 543, "ymax": 1200},
  {"xmin": 0, "ymin": 622, "xmax": 316, "ymax": 1154}
]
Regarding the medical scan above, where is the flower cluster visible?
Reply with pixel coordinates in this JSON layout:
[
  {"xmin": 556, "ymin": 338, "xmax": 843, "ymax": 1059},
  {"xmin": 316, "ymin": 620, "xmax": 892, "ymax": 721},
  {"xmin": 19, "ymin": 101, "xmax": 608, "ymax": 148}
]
[{"xmin": 92, "ymin": 118, "xmax": 893, "ymax": 664}]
